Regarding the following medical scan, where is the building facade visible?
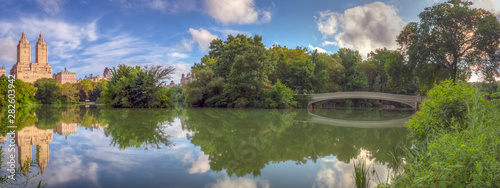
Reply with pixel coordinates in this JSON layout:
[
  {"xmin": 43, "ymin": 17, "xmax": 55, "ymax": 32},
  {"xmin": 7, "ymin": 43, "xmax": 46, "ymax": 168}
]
[
  {"xmin": 0, "ymin": 65, "xmax": 6, "ymax": 76},
  {"xmin": 53, "ymin": 67, "xmax": 77, "ymax": 84},
  {"xmin": 10, "ymin": 32, "xmax": 53, "ymax": 83},
  {"xmin": 103, "ymin": 67, "xmax": 112, "ymax": 80},
  {"xmin": 84, "ymin": 73, "xmax": 106, "ymax": 82},
  {"xmin": 164, "ymin": 73, "xmax": 193, "ymax": 88}
]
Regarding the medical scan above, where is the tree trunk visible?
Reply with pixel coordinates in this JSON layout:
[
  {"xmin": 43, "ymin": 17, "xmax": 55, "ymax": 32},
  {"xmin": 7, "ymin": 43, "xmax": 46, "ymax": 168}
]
[{"xmin": 452, "ymin": 58, "xmax": 458, "ymax": 82}]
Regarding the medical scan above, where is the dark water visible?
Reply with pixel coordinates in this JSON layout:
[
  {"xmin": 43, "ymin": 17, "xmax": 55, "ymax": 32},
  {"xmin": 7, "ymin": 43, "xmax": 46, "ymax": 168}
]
[{"xmin": 0, "ymin": 106, "xmax": 412, "ymax": 188}]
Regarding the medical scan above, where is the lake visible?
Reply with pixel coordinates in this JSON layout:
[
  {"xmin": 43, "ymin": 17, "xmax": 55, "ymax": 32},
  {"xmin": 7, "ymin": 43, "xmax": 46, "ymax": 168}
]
[{"xmin": 1, "ymin": 105, "xmax": 413, "ymax": 188}]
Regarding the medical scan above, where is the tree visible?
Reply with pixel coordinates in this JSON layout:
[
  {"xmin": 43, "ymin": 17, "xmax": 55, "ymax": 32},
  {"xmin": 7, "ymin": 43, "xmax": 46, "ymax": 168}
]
[
  {"xmin": 184, "ymin": 67, "xmax": 225, "ymax": 107},
  {"xmin": 224, "ymin": 45, "xmax": 276, "ymax": 107},
  {"xmin": 60, "ymin": 83, "xmax": 79, "ymax": 103},
  {"xmin": 89, "ymin": 79, "xmax": 108, "ymax": 102},
  {"xmin": 34, "ymin": 78, "xmax": 61, "ymax": 104},
  {"xmin": 101, "ymin": 64, "xmax": 175, "ymax": 108},
  {"xmin": 268, "ymin": 45, "xmax": 310, "ymax": 85},
  {"xmin": 397, "ymin": 0, "xmax": 500, "ymax": 93},
  {"xmin": 384, "ymin": 51, "xmax": 417, "ymax": 93},
  {"xmin": 366, "ymin": 48, "xmax": 401, "ymax": 92},
  {"xmin": 358, "ymin": 61, "xmax": 379, "ymax": 91},
  {"xmin": 336, "ymin": 48, "xmax": 368, "ymax": 91},
  {"xmin": 287, "ymin": 59, "xmax": 315, "ymax": 92},
  {"xmin": 78, "ymin": 79, "xmax": 95, "ymax": 101},
  {"xmin": 260, "ymin": 80, "xmax": 296, "ymax": 108},
  {"xmin": 310, "ymin": 50, "xmax": 332, "ymax": 93}
]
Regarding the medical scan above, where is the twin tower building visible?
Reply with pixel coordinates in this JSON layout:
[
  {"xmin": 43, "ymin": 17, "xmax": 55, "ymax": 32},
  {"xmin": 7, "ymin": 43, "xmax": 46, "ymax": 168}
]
[{"xmin": 9, "ymin": 31, "xmax": 53, "ymax": 83}]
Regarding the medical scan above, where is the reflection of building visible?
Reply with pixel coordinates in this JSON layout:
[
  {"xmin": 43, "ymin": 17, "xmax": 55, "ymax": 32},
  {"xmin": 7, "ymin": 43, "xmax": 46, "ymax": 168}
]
[
  {"xmin": 53, "ymin": 67, "xmax": 77, "ymax": 84},
  {"xmin": 84, "ymin": 123, "xmax": 108, "ymax": 132},
  {"xmin": 15, "ymin": 126, "xmax": 53, "ymax": 175},
  {"xmin": 0, "ymin": 135, "xmax": 6, "ymax": 144},
  {"xmin": 0, "ymin": 65, "xmax": 6, "ymax": 76},
  {"xmin": 55, "ymin": 123, "xmax": 78, "ymax": 139},
  {"xmin": 10, "ymin": 32, "xmax": 53, "ymax": 83}
]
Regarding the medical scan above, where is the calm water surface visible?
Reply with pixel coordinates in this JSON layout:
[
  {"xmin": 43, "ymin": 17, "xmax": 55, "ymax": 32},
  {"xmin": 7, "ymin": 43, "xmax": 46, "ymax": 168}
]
[{"xmin": 1, "ymin": 106, "xmax": 412, "ymax": 188}]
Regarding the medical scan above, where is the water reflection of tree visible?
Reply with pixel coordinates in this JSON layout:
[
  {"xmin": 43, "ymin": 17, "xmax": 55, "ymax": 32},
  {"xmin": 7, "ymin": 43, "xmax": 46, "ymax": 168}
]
[
  {"xmin": 0, "ymin": 107, "xmax": 37, "ymax": 136},
  {"xmin": 183, "ymin": 109, "xmax": 409, "ymax": 177},
  {"xmin": 35, "ymin": 105, "xmax": 107, "ymax": 129},
  {"xmin": 101, "ymin": 109, "xmax": 175, "ymax": 150}
]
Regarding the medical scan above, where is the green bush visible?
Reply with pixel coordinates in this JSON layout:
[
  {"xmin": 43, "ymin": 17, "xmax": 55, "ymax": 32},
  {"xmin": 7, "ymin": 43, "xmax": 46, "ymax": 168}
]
[
  {"xmin": 102, "ymin": 64, "xmax": 175, "ymax": 108},
  {"xmin": 34, "ymin": 78, "xmax": 62, "ymax": 104},
  {"xmin": 406, "ymin": 80, "xmax": 479, "ymax": 140},
  {"xmin": 388, "ymin": 80, "xmax": 500, "ymax": 187},
  {"xmin": 260, "ymin": 80, "xmax": 296, "ymax": 108}
]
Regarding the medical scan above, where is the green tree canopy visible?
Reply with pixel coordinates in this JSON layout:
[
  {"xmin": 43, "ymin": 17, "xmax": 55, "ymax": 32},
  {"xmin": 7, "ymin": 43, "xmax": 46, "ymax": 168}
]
[
  {"xmin": 336, "ymin": 48, "xmax": 368, "ymax": 91},
  {"xmin": 397, "ymin": 0, "xmax": 500, "ymax": 93},
  {"xmin": 34, "ymin": 78, "xmax": 61, "ymax": 104},
  {"xmin": 102, "ymin": 64, "xmax": 175, "ymax": 108}
]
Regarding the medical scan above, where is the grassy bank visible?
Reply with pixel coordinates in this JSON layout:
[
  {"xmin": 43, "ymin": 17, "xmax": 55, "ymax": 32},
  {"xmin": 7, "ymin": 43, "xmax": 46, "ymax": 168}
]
[{"xmin": 382, "ymin": 80, "xmax": 500, "ymax": 187}]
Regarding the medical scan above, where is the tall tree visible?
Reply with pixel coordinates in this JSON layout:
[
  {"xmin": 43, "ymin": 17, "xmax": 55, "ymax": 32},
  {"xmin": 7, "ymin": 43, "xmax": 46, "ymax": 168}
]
[
  {"xmin": 336, "ymin": 48, "xmax": 368, "ymax": 91},
  {"xmin": 78, "ymin": 79, "xmax": 95, "ymax": 101},
  {"xmin": 60, "ymin": 83, "xmax": 79, "ymax": 103},
  {"xmin": 102, "ymin": 64, "xmax": 175, "ymax": 108},
  {"xmin": 268, "ymin": 45, "xmax": 310, "ymax": 84},
  {"xmin": 224, "ymin": 37, "xmax": 276, "ymax": 107},
  {"xmin": 35, "ymin": 78, "xmax": 61, "ymax": 104},
  {"xmin": 397, "ymin": 0, "xmax": 500, "ymax": 92}
]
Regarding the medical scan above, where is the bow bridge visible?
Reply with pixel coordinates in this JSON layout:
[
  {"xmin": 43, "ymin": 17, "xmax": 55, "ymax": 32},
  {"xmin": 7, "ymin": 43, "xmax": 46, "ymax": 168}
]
[{"xmin": 307, "ymin": 92, "xmax": 426, "ymax": 110}]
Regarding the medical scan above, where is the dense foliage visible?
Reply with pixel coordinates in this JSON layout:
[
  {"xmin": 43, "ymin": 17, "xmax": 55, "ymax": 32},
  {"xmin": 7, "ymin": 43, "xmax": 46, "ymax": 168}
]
[
  {"xmin": 397, "ymin": 0, "xmax": 500, "ymax": 93},
  {"xmin": 35, "ymin": 78, "xmax": 62, "ymax": 104},
  {"xmin": 101, "ymin": 64, "xmax": 175, "ymax": 108},
  {"xmin": 186, "ymin": 35, "xmax": 296, "ymax": 108},
  {"xmin": 389, "ymin": 80, "xmax": 500, "ymax": 187},
  {"xmin": 406, "ymin": 80, "xmax": 478, "ymax": 139},
  {"xmin": 0, "ymin": 75, "xmax": 37, "ymax": 106}
]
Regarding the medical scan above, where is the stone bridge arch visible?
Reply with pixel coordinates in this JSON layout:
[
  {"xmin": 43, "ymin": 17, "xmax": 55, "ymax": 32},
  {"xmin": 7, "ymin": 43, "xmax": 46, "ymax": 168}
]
[{"xmin": 306, "ymin": 92, "xmax": 426, "ymax": 110}]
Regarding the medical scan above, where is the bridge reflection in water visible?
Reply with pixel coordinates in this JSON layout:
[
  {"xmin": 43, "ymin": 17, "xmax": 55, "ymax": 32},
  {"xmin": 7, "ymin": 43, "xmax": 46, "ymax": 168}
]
[{"xmin": 306, "ymin": 111, "xmax": 414, "ymax": 128}]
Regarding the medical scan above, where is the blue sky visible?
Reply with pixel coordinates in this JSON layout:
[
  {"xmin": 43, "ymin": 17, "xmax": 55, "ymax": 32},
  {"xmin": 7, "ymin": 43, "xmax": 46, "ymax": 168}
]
[{"xmin": 0, "ymin": 0, "xmax": 498, "ymax": 82}]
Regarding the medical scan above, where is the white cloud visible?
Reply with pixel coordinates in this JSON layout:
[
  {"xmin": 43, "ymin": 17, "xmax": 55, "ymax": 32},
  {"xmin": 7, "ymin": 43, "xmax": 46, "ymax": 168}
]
[
  {"xmin": 205, "ymin": 0, "xmax": 272, "ymax": 25},
  {"xmin": 0, "ymin": 36, "xmax": 17, "ymax": 64},
  {"xmin": 308, "ymin": 44, "xmax": 327, "ymax": 53},
  {"xmin": 188, "ymin": 28, "xmax": 218, "ymax": 51},
  {"xmin": 34, "ymin": 0, "xmax": 63, "ymax": 16},
  {"xmin": 168, "ymin": 52, "xmax": 189, "ymax": 59},
  {"xmin": 316, "ymin": 2, "xmax": 405, "ymax": 57},
  {"xmin": 112, "ymin": 0, "xmax": 197, "ymax": 13},
  {"xmin": 176, "ymin": 63, "xmax": 187, "ymax": 71},
  {"xmin": 209, "ymin": 27, "xmax": 252, "ymax": 37},
  {"xmin": 472, "ymin": 0, "xmax": 500, "ymax": 19},
  {"xmin": 322, "ymin": 41, "xmax": 337, "ymax": 46},
  {"xmin": 0, "ymin": 18, "xmax": 98, "ymax": 65}
]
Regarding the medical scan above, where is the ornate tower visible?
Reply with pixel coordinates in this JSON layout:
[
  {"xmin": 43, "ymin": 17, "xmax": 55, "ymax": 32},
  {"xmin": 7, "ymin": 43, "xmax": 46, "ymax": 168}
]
[
  {"xmin": 103, "ymin": 67, "xmax": 111, "ymax": 80},
  {"xmin": 36, "ymin": 32, "xmax": 48, "ymax": 64},
  {"xmin": 17, "ymin": 31, "xmax": 31, "ymax": 64}
]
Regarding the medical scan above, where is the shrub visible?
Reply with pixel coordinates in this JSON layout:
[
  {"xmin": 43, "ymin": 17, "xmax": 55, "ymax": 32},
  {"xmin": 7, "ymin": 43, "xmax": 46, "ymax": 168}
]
[
  {"xmin": 260, "ymin": 80, "xmax": 296, "ymax": 108},
  {"xmin": 389, "ymin": 80, "xmax": 500, "ymax": 187},
  {"xmin": 406, "ymin": 80, "xmax": 479, "ymax": 140}
]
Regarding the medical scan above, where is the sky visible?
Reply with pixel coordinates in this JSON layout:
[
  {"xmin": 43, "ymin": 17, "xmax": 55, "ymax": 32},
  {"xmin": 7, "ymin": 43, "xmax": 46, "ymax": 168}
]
[{"xmin": 0, "ymin": 0, "xmax": 498, "ymax": 83}]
